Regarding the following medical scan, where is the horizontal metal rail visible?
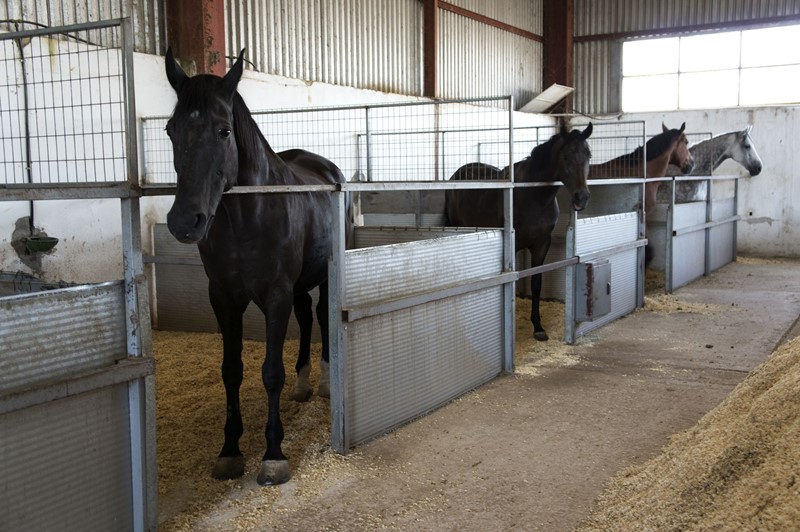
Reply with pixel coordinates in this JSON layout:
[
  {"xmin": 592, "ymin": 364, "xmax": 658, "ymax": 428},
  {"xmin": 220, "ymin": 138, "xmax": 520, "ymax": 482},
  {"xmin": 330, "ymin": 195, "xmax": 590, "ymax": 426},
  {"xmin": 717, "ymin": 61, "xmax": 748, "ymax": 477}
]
[
  {"xmin": 0, "ymin": 357, "xmax": 154, "ymax": 415},
  {"xmin": 673, "ymin": 215, "xmax": 741, "ymax": 237},
  {"xmin": 0, "ymin": 183, "xmax": 140, "ymax": 201},
  {"xmin": 342, "ymin": 272, "xmax": 518, "ymax": 322},
  {"xmin": 577, "ymin": 239, "xmax": 648, "ymax": 264}
]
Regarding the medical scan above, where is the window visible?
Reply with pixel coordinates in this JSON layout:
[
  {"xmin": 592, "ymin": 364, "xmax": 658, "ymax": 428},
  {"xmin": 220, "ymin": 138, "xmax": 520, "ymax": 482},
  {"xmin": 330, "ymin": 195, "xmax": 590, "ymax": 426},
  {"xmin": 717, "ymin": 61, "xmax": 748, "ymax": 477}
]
[{"xmin": 621, "ymin": 24, "xmax": 800, "ymax": 112}]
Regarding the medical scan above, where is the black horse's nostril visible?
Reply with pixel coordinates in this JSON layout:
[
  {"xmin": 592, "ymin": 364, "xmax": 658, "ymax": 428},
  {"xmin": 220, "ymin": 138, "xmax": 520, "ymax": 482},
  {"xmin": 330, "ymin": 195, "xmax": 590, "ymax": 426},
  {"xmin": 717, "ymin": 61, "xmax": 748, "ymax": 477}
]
[{"xmin": 193, "ymin": 213, "xmax": 206, "ymax": 230}]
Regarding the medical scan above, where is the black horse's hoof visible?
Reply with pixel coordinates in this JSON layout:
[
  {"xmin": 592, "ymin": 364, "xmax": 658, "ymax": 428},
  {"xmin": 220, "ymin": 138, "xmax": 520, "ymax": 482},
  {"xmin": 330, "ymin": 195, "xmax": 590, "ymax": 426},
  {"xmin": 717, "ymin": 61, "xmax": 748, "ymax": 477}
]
[
  {"xmin": 534, "ymin": 331, "xmax": 549, "ymax": 342},
  {"xmin": 211, "ymin": 455, "xmax": 246, "ymax": 480},
  {"xmin": 257, "ymin": 459, "xmax": 291, "ymax": 486}
]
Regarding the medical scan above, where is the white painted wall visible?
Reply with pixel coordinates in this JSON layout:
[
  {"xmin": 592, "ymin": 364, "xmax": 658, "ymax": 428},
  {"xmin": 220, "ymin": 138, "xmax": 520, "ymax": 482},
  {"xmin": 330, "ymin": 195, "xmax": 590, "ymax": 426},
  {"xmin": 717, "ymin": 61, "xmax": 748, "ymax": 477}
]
[
  {"xmin": 613, "ymin": 107, "xmax": 800, "ymax": 258},
  {"xmin": 1, "ymin": 50, "xmax": 552, "ymax": 289}
]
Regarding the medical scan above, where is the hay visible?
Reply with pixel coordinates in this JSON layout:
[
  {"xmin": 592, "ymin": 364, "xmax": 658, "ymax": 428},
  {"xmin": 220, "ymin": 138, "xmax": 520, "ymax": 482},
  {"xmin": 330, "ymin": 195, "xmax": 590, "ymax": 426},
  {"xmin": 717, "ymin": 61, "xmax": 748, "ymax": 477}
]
[
  {"xmin": 154, "ymin": 330, "xmax": 336, "ymax": 531},
  {"xmin": 514, "ymin": 298, "xmax": 586, "ymax": 376},
  {"xmin": 577, "ymin": 335, "xmax": 800, "ymax": 531}
]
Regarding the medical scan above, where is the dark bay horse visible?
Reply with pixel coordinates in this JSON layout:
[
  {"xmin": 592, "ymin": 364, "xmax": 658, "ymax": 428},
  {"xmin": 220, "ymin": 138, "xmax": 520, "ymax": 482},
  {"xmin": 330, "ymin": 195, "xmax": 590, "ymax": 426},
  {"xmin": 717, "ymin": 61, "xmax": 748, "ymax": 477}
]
[
  {"xmin": 164, "ymin": 49, "xmax": 350, "ymax": 485},
  {"xmin": 589, "ymin": 122, "xmax": 694, "ymax": 263},
  {"xmin": 445, "ymin": 122, "xmax": 593, "ymax": 341}
]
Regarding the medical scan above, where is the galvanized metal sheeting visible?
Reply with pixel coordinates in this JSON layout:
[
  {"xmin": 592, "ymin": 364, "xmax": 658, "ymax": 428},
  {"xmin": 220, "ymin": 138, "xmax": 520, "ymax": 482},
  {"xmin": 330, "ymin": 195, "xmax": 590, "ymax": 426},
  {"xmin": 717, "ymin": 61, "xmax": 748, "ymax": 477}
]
[
  {"xmin": 342, "ymin": 230, "xmax": 505, "ymax": 446},
  {"xmin": 0, "ymin": 384, "xmax": 134, "ymax": 531},
  {"xmin": 0, "ymin": 282, "xmax": 127, "ymax": 392}
]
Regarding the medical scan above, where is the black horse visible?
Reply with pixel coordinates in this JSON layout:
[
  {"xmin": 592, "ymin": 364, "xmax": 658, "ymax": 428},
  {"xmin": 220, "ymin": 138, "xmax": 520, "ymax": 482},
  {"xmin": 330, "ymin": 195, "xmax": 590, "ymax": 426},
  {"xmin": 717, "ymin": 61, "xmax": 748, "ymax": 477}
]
[
  {"xmin": 164, "ymin": 49, "xmax": 350, "ymax": 485},
  {"xmin": 445, "ymin": 122, "xmax": 593, "ymax": 341}
]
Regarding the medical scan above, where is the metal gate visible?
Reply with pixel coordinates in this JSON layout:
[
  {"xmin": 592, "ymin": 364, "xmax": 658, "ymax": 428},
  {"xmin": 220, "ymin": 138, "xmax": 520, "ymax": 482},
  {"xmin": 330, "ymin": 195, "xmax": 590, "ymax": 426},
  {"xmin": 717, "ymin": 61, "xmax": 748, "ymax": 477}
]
[
  {"xmin": 664, "ymin": 175, "xmax": 740, "ymax": 292},
  {"xmin": 0, "ymin": 20, "xmax": 155, "ymax": 531}
]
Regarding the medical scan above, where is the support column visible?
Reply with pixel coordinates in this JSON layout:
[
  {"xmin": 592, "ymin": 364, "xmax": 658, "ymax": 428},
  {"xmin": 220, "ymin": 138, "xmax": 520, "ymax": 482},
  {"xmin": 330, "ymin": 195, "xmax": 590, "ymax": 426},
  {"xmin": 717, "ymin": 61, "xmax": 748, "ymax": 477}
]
[
  {"xmin": 424, "ymin": 0, "xmax": 439, "ymax": 98},
  {"xmin": 543, "ymin": 0, "xmax": 574, "ymax": 113},
  {"xmin": 166, "ymin": 0, "xmax": 227, "ymax": 76}
]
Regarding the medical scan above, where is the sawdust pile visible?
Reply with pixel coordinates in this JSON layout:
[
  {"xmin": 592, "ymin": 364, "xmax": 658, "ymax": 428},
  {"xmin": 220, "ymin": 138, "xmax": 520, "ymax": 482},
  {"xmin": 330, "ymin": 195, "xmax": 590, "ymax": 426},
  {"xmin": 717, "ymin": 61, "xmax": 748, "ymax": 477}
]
[{"xmin": 577, "ymin": 335, "xmax": 800, "ymax": 531}]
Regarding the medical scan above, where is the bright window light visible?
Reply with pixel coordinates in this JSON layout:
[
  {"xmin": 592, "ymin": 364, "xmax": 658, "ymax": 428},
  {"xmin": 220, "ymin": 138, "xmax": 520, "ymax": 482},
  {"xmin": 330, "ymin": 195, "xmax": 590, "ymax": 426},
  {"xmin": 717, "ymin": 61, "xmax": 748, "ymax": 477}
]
[{"xmin": 621, "ymin": 23, "xmax": 800, "ymax": 111}]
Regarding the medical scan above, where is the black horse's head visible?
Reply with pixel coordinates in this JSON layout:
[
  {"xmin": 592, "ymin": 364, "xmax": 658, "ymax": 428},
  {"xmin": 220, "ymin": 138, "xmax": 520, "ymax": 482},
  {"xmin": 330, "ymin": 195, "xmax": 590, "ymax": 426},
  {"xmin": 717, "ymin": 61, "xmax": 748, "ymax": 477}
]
[
  {"xmin": 548, "ymin": 122, "xmax": 593, "ymax": 211},
  {"xmin": 164, "ymin": 48, "xmax": 246, "ymax": 243}
]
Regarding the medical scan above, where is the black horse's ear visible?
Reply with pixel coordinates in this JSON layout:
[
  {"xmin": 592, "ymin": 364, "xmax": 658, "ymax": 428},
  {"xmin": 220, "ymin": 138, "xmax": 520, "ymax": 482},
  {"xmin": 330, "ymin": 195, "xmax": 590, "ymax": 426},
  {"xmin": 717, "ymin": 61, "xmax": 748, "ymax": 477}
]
[
  {"xmin": 165, "ymin": 47, "xmax": 189, "ymax": 93},
  {"xmin": 679, "ymin": 122, "xmax": 686, "ymax": 133},
  {"xmin": 662, "ymin": 122, "xmax": 669, "ymax": 133},
  {"xmin": 582, "ymin": 122, "xmax": 593, "ymax": 139},
  {"xmin": 222, "ymin": 49, "xmax": 246, "ymax": 99}
]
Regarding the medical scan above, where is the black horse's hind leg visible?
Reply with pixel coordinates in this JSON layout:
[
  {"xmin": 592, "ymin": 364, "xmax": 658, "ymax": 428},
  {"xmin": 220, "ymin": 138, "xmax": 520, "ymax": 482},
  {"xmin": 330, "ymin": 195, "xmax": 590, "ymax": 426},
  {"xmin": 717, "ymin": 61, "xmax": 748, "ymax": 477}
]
[
  {"xmin": 315, "ymin": 280, "xmax": 330, "ymax": 398},
  {"xmin": 257, "ymin": 292, "xmax": 293, "ymax": 486},
  {"xmin": 289, "ymin": 291, "xmax": 314, "ymax": 402},
  {"xmin": 529, "ymin": 239, "xmax": 552, "ymax": 341},
  {"xmin": 208, "ymin": 282, "xmax": 249, "ymax": 480}
]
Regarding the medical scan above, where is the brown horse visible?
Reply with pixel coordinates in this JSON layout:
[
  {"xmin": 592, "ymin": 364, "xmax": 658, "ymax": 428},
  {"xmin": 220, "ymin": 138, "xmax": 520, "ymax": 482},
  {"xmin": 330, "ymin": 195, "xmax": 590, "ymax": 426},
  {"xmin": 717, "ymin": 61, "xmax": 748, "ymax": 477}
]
[
  {"xmin": 445, "ymin": 122, "xmax": 593, "ymax": 341},
  {"xmin": 589, "ymin": 122, "xmax": 694, "ymax": 263}
]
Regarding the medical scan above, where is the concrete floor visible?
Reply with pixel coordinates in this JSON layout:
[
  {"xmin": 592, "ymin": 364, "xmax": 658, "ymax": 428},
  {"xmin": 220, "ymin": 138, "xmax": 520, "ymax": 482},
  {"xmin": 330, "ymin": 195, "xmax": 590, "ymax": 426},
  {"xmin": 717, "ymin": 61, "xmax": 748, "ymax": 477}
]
[{"xmin": 185, "ymin": 258, "xmax": 800, "ymax": 531}]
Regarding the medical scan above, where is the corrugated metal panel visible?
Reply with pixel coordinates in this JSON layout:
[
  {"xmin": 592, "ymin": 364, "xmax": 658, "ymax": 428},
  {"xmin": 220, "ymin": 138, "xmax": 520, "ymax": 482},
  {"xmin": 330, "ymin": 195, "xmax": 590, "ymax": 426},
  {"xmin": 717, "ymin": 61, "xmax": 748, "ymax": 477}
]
[
  {"xmin": 0, "ymin": 0, "xmax": 165, "ymax": 54},
  {"xmin": 574, "ymin": 40, "xmax": 613, "ymax": 115},
  {"xmin": 575, "ymin": 212, "xmax": 639, "ymax": 337},
  {"xmin": 575, "ymin": 0, "xmax": 800, "ymax": 37},
  {"xmin": 346, "ymin": 287, "xmax": 503, "ymax": 446},
  {"xmin": 0, "ymin": 384, "xmax": 134, "ymax": 531},
  {"xmin": 342, "ymin": 229, "xmax": 506, "ymax": 446},
  {"xmin": 0, "ymin": 282, "xmax": 127, "ymax": 392},
  {"xmin": 344, "ymin": 230, "xmax": 503, "ymax": 306},
  {"xmin": 710, "ymin": 197, "xmax": 736, "ymax": 271},
  {"xmin": 439, "ymin": 10, "xmax": 541, "ymax": 108},
  {"xmin": 448, "ymin": 0, "xmax": 542, "ymax": 34},
  {"xmin": 226, "ymin": 0, "xmax": 423, "ymax": 96},
  {"xmin": 353, "ymin": 226, "xmax": 476, "ymax": 248},
  {"xmin": 672, "ymin": 202, "xmax": 707, "ymax": 289}
]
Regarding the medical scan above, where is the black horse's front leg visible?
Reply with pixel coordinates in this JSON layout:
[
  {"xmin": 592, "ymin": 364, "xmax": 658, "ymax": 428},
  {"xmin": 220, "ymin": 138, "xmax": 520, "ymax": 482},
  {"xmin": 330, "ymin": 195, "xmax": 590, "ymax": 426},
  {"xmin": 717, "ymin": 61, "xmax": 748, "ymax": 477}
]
[
  {"xmin": 257, "ymin": 293, "xmax": 293, "ymax": 486},
  {"xmin": 529, "ymin": 239, "xmax": 552, "ymax": 342},
  {"xmin": 208, "ymin": 282, "xmax": 249, "ymax": 480}
]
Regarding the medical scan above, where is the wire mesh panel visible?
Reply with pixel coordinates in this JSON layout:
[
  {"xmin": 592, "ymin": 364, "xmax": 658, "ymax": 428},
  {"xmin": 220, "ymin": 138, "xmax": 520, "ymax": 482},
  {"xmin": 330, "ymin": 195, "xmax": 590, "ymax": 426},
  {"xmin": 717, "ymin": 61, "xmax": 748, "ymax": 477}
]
[
  {"xmin": 142, "ymin": 97, "xmax": 514, "ymax": 185},
  {"xmin": 0, "ymin": 21, "xmax": 131, "ymax": 186},
  {"xmin": 586, "ymin": 120, "xmax": 646, "ymax": 178}
]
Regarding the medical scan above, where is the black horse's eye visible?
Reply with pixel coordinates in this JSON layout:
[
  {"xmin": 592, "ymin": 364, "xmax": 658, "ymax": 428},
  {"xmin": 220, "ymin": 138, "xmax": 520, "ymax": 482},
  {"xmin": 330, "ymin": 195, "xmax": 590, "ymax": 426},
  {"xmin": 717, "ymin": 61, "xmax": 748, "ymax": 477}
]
[{"xmin": 219, "ymin": 128, "xmax": 231, "ymax": 139}]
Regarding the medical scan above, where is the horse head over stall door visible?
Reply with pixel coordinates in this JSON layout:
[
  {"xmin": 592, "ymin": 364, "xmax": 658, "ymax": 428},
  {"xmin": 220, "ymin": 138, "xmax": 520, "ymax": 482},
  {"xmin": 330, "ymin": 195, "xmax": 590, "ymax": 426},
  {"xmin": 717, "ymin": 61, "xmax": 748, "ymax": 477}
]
[
  {"xmin": 665, "ymin": 125, "xmax": 763, "ymax": 202},
  {"xmin": 445, "ymin": 122, "xmax": 593, "ymax": 342},
  {"xmin": 164, "ymin": 49, "xmax": 351, "ymax": 486},
  {"xmin": 589, "ymin": 122, "xmax": 694, "ymax": 263}
]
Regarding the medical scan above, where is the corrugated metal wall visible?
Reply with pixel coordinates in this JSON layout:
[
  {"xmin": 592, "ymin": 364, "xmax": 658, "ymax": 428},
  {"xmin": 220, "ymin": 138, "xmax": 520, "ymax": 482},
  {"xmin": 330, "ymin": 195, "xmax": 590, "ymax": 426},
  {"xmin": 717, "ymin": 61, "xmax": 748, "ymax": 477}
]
[
  {"xmin": 573, "ymin": 0, "xmax": 800, "ymax": 114},
  {"xmin": 224, "ymin": 0, "xmax": 542, "ymax": 105},
  {"xmin": 226, "ymin": 0, "xmax": 423, "ymax": 95},
  {"xmin": 0, "ymin": 0, "xmax": 165, "ymax": 54},
  {"xmin": 439, "ymin": 8, "xmax": 541, "ymax": 107}
]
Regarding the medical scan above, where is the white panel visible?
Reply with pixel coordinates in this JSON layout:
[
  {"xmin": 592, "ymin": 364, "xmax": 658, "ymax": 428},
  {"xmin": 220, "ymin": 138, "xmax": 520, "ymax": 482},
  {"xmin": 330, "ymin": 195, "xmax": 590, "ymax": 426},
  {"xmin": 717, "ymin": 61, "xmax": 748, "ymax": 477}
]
[
  {"xmin": 346, "ymin": 287, "xmax": 503, "ymax": 446},
  {"xmin": 672, "ymin": 202, "xmax": 708, "ymax": 289}
]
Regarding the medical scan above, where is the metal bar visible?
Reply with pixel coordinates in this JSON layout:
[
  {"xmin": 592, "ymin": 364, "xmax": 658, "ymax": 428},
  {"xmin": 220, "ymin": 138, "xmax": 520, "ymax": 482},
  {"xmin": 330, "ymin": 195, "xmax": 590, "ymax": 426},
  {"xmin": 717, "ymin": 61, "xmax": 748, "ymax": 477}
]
[
  {"xmin": 0, "ymin": 18, "xmax": 127, "ymax": 40},
  {"xmin": 672, "ymin": 215, "xmax": 741, "ymax": 237},
  {"xmin": 704, "ymin": 179, "xmax": 713, "ymax": 276},
  {"xmin": 329, "ymin": 190, "xmax": 348, "ymax": 453},
  {"xmin": 503, "ymin": 95, "xmax": 515, "ymax": 373},
  {"xmin": 666, "ymin": 180, "xmax": 675, "ymax": 293},
  {"xmin": 439, "ymin": 1, "xmax": 542, "ymax": 42},
  {"xmin": 517, "ymin": 256, "xmax": 579, "ymax": 280},
  {"xmin": 342, "ymin": 272, "xmax": 518, "ymax": 323},
  {"xmin": 0, "ymin": 184, "xmax": 140, "ymax": 201},
  {"xmin": 564, "ymin": 223, "xmax": 577, "ymax": 344},
  {"xmin": 578, "ymin": 239, "xmax": 647, "ymax": 264},
  {"xmin": 0, "ymin": 357, "xmax": 154, "ymax": 415},
  {"xmin": 143, "ymin": 256, "xmax": 203, "ymax": 266}
]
